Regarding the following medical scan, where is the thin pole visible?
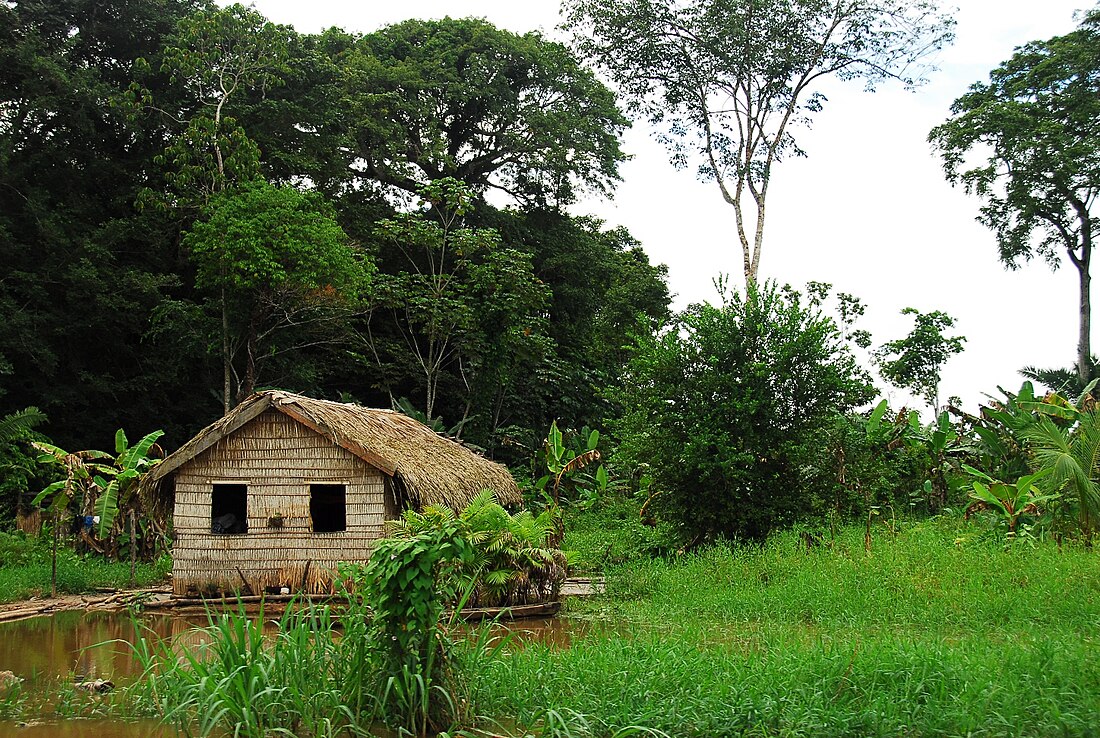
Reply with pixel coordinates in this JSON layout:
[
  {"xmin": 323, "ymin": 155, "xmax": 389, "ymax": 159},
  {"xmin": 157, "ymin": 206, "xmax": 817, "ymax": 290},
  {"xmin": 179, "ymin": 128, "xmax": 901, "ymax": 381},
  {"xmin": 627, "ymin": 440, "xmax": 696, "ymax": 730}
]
[
  {"xmin": 130, "ymin": 510, "xmax": 137, "ymax": 588},
  {"xmin": 51, "ymin": 510, "xmax": 59, "ymax": 598}
]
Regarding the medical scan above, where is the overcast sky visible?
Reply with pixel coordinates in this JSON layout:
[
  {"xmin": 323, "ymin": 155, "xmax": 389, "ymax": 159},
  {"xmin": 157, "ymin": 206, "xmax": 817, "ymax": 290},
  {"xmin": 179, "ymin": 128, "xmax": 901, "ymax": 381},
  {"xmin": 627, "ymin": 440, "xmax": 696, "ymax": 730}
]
[{"xmin": 242, "ymin": 0, "xmax": 1093, "ymax": 414}]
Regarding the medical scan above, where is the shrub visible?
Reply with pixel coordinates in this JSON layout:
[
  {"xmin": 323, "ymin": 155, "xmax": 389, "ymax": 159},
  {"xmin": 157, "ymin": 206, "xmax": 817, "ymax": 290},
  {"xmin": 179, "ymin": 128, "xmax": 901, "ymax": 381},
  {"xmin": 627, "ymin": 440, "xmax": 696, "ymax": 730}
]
[{"xmin": 613, "ymin": 282, "xmax": 873, "ymax": 542}]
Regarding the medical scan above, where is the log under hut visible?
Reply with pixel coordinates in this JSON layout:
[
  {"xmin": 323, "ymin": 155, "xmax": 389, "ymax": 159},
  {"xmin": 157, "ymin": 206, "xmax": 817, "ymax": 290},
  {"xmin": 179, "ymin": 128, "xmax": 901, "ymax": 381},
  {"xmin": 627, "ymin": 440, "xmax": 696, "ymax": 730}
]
[{"xmin": 143, "ymin": 390, "xmax": 520, "ymax": 596}]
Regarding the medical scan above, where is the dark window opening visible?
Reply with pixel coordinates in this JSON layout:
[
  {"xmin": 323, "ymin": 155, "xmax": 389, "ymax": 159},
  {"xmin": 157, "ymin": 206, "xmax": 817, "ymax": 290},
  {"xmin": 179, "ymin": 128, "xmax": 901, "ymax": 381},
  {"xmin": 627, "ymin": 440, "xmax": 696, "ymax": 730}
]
[
  {"xmin": 211, "ymin": 483, "xmax": 248, "ymax": 534},
  {"xmin": 310, "ymin": 484, "xmax": 346, "ymax": 533}
]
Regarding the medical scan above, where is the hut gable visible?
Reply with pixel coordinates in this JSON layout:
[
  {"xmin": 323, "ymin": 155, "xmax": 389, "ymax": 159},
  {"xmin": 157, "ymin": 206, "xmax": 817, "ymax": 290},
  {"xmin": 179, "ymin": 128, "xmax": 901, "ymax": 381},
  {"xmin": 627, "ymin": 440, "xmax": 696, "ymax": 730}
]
[{"xmin": 152, "ymin": 390, "xmax": 520, "ymax": 596}]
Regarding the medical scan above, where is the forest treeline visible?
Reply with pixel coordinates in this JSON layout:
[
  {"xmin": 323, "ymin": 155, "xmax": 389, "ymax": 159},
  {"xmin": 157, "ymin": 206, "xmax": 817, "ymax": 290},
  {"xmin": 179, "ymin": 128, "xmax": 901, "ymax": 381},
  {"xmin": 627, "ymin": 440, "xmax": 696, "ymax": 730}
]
[{"xmin": 0, "ymin": 0, "xmax": 670, "ymax": 456}]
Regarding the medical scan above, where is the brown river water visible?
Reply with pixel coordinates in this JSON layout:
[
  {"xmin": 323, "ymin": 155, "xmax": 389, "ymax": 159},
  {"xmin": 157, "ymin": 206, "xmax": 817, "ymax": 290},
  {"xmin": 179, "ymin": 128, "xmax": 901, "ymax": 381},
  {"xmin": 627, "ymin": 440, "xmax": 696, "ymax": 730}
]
[{"xmin": 0, "ymin": 609, "xmax": 584, "ymax": 737}]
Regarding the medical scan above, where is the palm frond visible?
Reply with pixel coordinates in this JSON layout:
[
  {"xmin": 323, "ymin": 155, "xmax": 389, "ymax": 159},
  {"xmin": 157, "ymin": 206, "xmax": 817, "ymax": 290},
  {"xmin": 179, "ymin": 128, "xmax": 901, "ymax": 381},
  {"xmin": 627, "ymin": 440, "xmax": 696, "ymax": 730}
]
[
  {"xmin": 0, "ymin": 407, "xmax": 46, "ymax": 442},
  {"xmin": 1026, "ymin": 413, "xmax": 1100, "ymax": 532}
]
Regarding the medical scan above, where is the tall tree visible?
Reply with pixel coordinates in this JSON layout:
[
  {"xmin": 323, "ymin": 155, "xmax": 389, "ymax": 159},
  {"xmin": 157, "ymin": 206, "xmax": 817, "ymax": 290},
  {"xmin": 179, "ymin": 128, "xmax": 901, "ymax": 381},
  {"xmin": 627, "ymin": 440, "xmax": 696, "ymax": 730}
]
[
  {"xmin": 477, "ymin": 209, "xmax": 671, "ymax": 435},
  {"xmin": 333, "ymin": 17, "xmax": 628, "ymax": 207},
  {"xmin": 367, "ymin": 179, "xmax": 551, "ymax": 424},
  {"xmin": 930, "ymin": 10, "xmax": 1100, "ymax": 387},
  {"xmin": 151, "ymin": 4, "xmax": 300, "ymax": 411},
  {"xmin": 154, "ymin": 3, "xmax": 291, "ymax": 203},
  {"xmin": 563, "ymin": 0, "xmax": 954, "ymax": 287}
]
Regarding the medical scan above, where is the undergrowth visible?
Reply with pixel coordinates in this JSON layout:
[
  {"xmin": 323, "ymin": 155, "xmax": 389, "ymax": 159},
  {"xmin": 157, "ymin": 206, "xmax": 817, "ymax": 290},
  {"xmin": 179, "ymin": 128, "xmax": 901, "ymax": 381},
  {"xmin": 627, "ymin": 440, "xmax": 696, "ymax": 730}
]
[{"xmin": 562, "ymin": 495, "xmax": 676, "ymax": 574}]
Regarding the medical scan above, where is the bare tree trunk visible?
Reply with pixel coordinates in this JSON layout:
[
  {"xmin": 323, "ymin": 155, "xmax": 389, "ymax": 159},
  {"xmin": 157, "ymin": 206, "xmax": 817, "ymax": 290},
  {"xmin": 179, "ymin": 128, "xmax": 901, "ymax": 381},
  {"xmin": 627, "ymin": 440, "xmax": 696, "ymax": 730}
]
[
  {"xmin": 1079, "ymin": 261, "xmax": 1091, "ymax": 386},
  {"xmin": 1076, "ymin": 216, "xmax": 1093, "ymax": 386},
  {"xmin": 129, "ymin": 510, "xmax": 137, "ymax": 588},
  {"xmin": 51, "ymin": 511, "xmax": 59, "ymax": 598},
  {"xmin": 240, "ymin": 312, "xmax": 258, "ymax": 402},
  {"xmin": 222, "ymin": 286, "xmax": 232, "ymax": 414}
]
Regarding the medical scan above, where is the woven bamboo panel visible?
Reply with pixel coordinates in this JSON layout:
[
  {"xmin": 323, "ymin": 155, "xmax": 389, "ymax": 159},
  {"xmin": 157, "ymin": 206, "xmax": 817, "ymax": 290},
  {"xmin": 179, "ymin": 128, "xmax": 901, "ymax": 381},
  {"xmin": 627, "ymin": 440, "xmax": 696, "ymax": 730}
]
[{"xmin": 172, "ymin": 409, "xmax": 387, "ymax": 595}]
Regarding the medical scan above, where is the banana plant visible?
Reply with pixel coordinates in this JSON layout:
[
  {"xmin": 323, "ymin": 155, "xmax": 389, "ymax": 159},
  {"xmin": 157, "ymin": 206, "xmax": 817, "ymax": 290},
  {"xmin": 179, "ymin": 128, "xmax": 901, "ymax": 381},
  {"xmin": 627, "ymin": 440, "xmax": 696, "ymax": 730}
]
[
  {"xmin": 94, "ymin": 429, "xmax": 164, "ymax": 539},
  {"xmin": 1014, "ymin": 378, "xmax": 1099, "ymax": 424},
  {"xmin": 533, "ymin": 421, "xmax": 602, "ymax": 506},
  {"xmin": 962, "ymin": 466, "xmax": 1058, "ymax": 541},
  {"xmin": 34, "ymin": 429, "xmax": 163, "ymax": 558},
  {"xmin": 905, "ymin": 410, "xmax": 973, "ymax": 510},
  {"xmin": 32, "ymin": 442, "xmax": 113, "ymax": 514},
  {"xmin": 32, "ymin": 441, "xmax": 113, "ymax": 595}
]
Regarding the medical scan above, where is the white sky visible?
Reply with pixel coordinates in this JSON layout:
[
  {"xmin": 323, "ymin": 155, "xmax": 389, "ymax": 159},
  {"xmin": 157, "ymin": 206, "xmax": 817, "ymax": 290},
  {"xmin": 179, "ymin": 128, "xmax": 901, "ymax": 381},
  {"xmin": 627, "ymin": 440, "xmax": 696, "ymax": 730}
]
[{"xmin": 243, "ymin": 0, "xmax": 1093, "ymax": 414}]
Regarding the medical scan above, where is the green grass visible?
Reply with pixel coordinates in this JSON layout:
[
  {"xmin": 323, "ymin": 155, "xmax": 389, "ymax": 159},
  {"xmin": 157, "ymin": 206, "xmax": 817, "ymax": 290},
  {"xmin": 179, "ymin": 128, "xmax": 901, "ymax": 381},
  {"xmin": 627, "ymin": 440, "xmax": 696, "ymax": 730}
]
[
  {"xmin": 469, "ymin": 518, "xmax": 1100, "ymax": 737},
  {"xmin": 576, "ymin": 519, "xmax": 1099, "ymax": 629},
  {"xmin": 0, "ymin": 532, "xmax": 171, "ymax": 602}
]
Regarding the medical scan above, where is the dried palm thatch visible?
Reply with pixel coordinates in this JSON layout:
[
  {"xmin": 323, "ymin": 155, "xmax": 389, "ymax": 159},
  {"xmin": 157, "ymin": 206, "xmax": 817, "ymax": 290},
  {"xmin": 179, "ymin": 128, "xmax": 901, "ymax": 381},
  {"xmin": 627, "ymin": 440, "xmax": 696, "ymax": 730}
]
[{"xmin": 142, "ymin": 391, "xmax": 520, "ymax": 513}]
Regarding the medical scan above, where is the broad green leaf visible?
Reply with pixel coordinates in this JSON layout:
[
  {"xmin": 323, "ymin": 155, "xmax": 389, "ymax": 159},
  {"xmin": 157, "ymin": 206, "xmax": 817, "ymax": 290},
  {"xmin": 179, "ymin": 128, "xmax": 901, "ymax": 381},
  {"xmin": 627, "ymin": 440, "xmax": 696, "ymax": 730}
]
[
  {"xmin": 32, "ymin": 480, "xmax": 66, "ymax": 506},
  {"xmin": 867, "ymin": 399, "xmax": 889, "ymax": 434},
  {"xmin": 96, "ymin": 479, "xmax": 121, "ymax": 537}
]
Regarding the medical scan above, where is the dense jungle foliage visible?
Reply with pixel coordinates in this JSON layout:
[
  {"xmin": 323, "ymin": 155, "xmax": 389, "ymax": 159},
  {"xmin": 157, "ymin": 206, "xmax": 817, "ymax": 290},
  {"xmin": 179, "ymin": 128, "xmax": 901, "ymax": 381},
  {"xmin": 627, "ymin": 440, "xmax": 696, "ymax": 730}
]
[
  {"xmin": 0, "ymin": 3, "xmax": 1097, "ymax": 737},
  {"xmin": 0, "ymin": 0, "xmax": 669, "ymax": 456}
]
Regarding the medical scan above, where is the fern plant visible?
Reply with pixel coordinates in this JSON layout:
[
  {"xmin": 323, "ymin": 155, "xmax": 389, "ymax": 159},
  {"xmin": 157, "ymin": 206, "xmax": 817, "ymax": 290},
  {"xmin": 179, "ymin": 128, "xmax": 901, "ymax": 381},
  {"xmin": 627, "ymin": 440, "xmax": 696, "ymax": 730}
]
[
  {"xmin": 388, "ymin": 490, "xmax": 565, "ymax": 607},
  {"xmin": 0, "ymin": 407, "xmax": 46, "ymax": 442}
]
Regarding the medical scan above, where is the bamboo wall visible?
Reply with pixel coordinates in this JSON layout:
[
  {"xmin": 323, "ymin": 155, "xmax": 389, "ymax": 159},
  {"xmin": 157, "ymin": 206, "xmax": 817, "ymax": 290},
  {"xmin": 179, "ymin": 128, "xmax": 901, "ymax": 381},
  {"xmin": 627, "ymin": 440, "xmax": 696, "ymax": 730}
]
[{"xmin": 172, "ymin": 409, "xmax": 385, "ymax": 596}]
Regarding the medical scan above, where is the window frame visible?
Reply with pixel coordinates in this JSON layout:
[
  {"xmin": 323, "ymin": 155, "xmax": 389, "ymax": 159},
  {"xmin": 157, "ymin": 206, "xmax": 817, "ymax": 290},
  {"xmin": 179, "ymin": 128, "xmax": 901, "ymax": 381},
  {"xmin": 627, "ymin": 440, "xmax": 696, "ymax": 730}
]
[{"xmin": 210, "ymin": 481, "xmax": 249, "ymax": 535}]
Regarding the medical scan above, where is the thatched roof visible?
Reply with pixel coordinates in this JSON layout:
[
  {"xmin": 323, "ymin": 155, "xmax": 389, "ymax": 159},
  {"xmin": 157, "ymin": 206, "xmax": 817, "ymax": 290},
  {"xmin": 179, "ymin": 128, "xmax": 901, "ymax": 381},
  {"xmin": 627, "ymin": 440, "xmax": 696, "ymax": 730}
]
[{"xmin": 146, "ymin": 390, "xmax": 520, "ymax": 509}]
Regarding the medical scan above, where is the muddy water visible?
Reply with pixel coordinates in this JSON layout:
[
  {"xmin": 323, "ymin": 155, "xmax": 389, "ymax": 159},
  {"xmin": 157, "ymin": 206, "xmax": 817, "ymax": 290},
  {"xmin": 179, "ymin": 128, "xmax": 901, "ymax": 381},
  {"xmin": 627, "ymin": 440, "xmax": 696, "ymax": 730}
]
[
  {"xmin": 0, "ymin": 611, "xmax": 185, "ymax": 737},
  {"xmin": 0, "ymin": 609, "xmax": 586, "ymax": 736}
]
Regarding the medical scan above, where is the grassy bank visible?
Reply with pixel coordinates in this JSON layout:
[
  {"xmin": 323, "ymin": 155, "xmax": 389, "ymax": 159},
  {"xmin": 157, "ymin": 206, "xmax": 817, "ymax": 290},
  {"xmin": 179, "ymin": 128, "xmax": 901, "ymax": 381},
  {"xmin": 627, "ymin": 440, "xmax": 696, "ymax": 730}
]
[
  {"xmin": 471, "ymin": 519, "xmax": 1100, "ymax": 737},
  {"xmin": 0, "ymin": 532, "xmax": 171, "ymax": 602}
]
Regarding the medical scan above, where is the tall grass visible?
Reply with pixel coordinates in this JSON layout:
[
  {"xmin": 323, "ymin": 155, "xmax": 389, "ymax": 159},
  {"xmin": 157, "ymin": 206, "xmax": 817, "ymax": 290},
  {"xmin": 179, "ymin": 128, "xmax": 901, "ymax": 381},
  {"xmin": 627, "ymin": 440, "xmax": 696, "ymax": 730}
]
[
  {"xmin": 476, "ymin": 628, "xmax": 1100, "ymax": 737},
  {"xmin": 118, "ymin": 518, "xmax": 1099, "ymax": 737},
  {"xmin": 580, "ymin": 519, "xmax": 1099, "ymax": 630},
  {"xmin": 125, "ymin": 603, "xmax": 362, "ymax": 737},
  {"xmin": 472, "ymin": 519, "xmax": 1100, "ymax": 737}
]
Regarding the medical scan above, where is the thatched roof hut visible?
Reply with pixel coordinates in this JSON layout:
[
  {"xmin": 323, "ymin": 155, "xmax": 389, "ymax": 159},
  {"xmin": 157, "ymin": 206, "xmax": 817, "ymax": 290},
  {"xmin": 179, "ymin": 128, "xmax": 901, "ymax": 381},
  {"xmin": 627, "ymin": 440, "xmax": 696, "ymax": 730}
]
[{"xmin": 147, "ymin": 390, "xmax": 520, "ymax": 596}]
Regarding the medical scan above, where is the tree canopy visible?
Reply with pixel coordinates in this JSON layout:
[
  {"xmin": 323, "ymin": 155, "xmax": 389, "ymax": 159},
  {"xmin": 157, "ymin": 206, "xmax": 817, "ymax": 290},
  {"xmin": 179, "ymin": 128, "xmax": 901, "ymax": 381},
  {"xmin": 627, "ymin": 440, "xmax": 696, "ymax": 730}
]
[
  {"xmin": 874, "ymin": 308, "xmax": 966, "ymax": 410},
  {"xmin": 183, "ymin": 180, "xmax": 368, "ymax": 405},
  {"xmin": 0, "ymin": 2, "xmax": 669, "ymax": 456},
  {"xmin": 930, "ymin": 10, "xmax": 1100, "ymax": 386},
  {"xmin": 335, "ymin": 17, "xmax": 629, "ymax": 207}
]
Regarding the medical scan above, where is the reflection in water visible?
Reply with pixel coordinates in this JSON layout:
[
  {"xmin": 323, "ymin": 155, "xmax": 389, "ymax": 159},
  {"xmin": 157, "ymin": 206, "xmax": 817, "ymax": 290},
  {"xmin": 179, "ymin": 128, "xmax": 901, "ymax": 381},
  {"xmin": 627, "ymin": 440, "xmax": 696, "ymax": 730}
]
[
  {"xmin": 477, "ymin": 616, "xmax": 590, "ymax": 650},
  {"xmin": 0, "ymin": 608, "xmax": 588, "ymax": 736},
  {"xmin": 0, "ymin": 718, "xmax": 170, "ymax": 737}
]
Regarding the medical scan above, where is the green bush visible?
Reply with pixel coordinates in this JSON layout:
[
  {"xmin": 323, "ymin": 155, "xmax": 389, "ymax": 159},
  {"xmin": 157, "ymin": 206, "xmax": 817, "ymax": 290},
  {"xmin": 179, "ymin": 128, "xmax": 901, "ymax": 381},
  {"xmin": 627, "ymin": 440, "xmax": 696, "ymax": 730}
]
[
  {"xmin": 0, "ymin": 429, "xmax": 54, "ymax": 529},
  {"xmin": 613, "ymin": 282, "xmax": 873, "ymax": 542},
  {"xmin": 795, "ymin": 410, "xmax": 926, "ymax": 520}
]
